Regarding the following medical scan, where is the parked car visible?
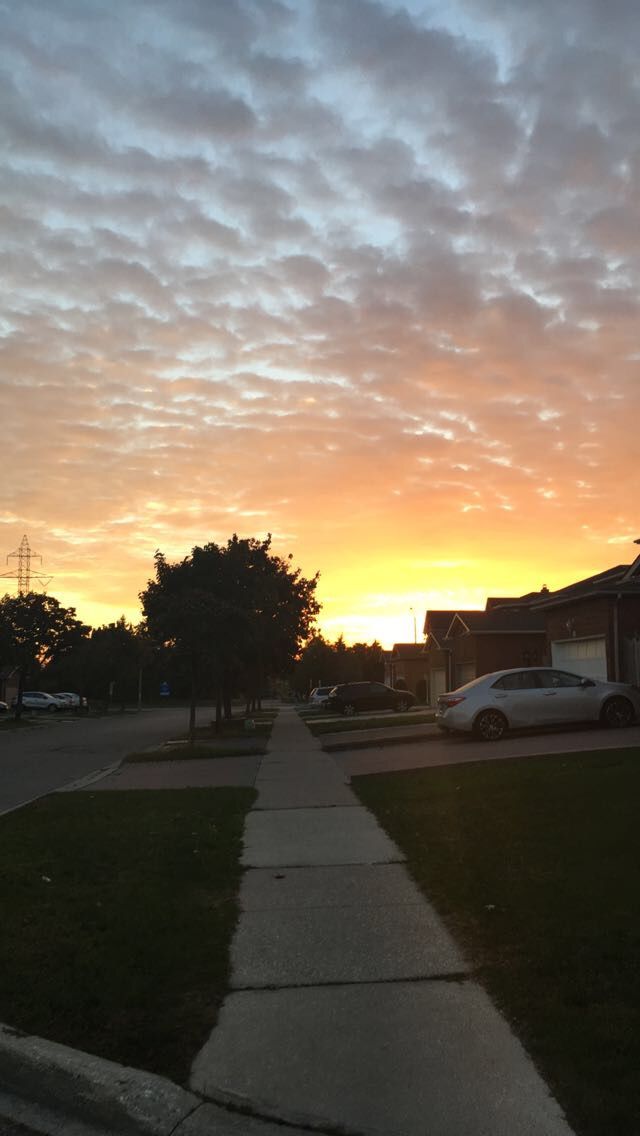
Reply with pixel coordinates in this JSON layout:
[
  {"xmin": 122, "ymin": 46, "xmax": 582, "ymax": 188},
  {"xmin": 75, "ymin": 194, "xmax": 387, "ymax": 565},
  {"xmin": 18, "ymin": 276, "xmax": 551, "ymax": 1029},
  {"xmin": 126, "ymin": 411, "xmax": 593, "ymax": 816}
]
[
  {"xmin": 307, "ymin": 686, "xmax": 335, "ymax": 709},
  {"xmin": 53, "ymin": 692, "xmax": 88, "ymax": 710},
  {"xmin": 326, "ymin": 682, "xmax": 416, "ymax": 716},
  {"xmin": 11, "ymin": 691, "xmax": 67, "ymax": 713},
  {"xmin": 435, "ymin": 667, "xmax": 640, "ymax": 741},
  {"xmin": 0, "ymin": 701, "xmax": 8, "ymax": 714}
]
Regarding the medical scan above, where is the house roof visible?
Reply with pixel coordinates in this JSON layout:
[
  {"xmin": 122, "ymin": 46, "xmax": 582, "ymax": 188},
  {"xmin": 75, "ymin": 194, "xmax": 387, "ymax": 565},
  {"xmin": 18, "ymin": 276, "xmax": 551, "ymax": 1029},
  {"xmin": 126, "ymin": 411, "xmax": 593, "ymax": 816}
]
[
  {"xmin": 391, "ymin": 643, "xmax": 424, "ymax": 658},
  {"xmin": 424, "ymin": 610, "xmax": 479, "ymax": 648},
  {"xmin": 446, "ymin": 608, "xmax": 546, "ymax": 637},
  {"xmin": 533, "ymin": 554, "xmax": 640, "ymax": 610}
]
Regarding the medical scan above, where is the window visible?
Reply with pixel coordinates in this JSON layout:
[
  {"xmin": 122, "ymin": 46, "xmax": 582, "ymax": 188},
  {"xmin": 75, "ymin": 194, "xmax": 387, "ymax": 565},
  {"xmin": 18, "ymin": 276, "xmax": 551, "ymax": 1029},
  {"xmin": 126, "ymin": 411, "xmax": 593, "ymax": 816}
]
[
  {"xmin": 493, "ymin": 671, "xmax": 540, "ymax": 691},
  {"xmin": 536, "ymin": 669, "xmax": 582, "ymax": 688}
]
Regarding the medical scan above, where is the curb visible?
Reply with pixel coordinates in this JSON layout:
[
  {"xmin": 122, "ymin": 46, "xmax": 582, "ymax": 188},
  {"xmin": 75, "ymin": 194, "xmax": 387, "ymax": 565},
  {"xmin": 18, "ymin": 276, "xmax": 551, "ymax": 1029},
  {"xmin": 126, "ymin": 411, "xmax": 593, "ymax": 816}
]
[
  {"xmin": 0, "ymin": 1023, "xmax": 330, "ymax": 1136},
  {"xmin": 321, "ymin": 727, "xmax": 439, "ymax": 752},
  {"xmin": 0, "ymin": 1023, "xmax": 200, "ymax": 1135}
]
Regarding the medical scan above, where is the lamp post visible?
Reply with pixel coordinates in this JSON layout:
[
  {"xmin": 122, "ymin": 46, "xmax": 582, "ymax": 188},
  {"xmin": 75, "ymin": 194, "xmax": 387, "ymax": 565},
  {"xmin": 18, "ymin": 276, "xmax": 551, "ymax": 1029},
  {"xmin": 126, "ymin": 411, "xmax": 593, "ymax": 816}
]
[{"xmin": 409, "ymin": 607, "xmax": 417, "ymax": 645}]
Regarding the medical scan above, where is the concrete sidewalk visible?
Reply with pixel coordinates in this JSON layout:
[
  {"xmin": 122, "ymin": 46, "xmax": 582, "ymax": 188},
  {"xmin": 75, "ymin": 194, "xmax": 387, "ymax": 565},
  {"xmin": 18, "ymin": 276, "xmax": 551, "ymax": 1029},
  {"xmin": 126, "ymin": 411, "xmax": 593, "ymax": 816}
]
[{"xmin": 190, "ymin": 707, "xmax": 575, "ymax": 1136}]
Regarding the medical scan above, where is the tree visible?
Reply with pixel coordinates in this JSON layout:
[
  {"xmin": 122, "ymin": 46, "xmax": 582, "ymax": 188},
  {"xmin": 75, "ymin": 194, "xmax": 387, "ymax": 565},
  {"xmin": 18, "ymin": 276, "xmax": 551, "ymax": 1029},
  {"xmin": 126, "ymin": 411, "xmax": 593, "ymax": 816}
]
[
  {"xmin": 139, "ymin": 536, "xmax": 320, "ymax": 739},
  {"xmin": 0, "ymin": 593, "xmax": 89, "ymax": 718},
  {"xmin": 291, "ymin": 636, "xmax": 384, "ymax": 694}
]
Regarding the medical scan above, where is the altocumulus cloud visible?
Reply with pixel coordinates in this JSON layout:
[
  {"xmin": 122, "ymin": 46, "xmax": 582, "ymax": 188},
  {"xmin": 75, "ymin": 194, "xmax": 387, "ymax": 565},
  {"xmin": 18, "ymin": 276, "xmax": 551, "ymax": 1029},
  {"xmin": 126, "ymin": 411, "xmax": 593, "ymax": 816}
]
[{"xmin": 0, "ymin": 0, "xmax": 638, "ymax": 634}]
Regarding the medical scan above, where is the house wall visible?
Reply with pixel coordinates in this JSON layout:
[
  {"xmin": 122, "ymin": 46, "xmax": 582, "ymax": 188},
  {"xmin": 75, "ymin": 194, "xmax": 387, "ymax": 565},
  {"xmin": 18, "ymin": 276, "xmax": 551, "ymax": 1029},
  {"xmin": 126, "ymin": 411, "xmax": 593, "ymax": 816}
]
[
  {"xmin": 475, "ymin": 633, "xmax": 549, "ymax": 675},
  {"xmin": 444, "ymin": 631, "xmax": 549, "ymax": 687},
  {"xmin": 544, "ymin": 598, "xmax": 613, "ymax": 677},
  {"xmin": 423, "ymin": 644, "xmax": 451, "ymax": 703},
  {"xmin": 389, "ymin": 655, "xmax": 429, "ymax": 700},
  {"xmin": 544, "ymin": 594, "xmax": 640, "ymax": 681}
]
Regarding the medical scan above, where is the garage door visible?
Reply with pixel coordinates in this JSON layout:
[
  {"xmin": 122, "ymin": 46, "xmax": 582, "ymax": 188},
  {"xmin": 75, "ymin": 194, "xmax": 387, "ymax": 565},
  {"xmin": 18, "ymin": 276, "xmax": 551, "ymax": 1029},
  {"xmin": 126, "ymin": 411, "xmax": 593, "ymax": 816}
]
[
  {"xmin": 551, "ymin": 637, "xmax": 607, "ymax": 680},
  {"xmin": 430, "ymin": 668, "xmax": 448, "ymax": 704}
]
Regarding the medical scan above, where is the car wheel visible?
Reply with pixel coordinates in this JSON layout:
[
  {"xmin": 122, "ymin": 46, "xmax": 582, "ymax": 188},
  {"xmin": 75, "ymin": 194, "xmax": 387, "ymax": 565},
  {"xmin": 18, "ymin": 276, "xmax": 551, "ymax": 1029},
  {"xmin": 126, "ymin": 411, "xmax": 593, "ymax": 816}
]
[
  {"xmin": 601, "ymin": 696, "xmax": 635, "ymax": 728},
  {"xmin": 396, "ymin": 697, "xmax": 409, "ymax": 712},
  {"xmin": 47, "ymin": 704, "xmax": 57, "ymax": 713},
  {"xmin": 343, "ymin": 702, "xmax": 357, "ymax": 716},
  {"xmin": 473, "ymin": 709, "xmax": 508, "ymax": 741}
]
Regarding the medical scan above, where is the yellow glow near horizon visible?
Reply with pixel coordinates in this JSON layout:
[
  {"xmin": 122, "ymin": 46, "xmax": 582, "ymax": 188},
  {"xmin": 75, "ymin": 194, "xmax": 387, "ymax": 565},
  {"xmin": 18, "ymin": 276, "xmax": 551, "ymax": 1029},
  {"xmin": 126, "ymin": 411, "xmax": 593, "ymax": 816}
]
[{"xmin": 17, "ymin": 531, "xmax": 637, "ymax": 651}]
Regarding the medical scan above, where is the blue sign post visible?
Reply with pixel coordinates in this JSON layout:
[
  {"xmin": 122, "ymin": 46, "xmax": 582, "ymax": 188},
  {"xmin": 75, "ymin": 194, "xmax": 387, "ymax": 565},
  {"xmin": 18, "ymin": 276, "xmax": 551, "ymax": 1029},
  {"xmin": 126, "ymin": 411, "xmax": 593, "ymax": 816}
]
[{"xmin": 159, "ymin": 681, "xmax": 171, "ymax": 698}]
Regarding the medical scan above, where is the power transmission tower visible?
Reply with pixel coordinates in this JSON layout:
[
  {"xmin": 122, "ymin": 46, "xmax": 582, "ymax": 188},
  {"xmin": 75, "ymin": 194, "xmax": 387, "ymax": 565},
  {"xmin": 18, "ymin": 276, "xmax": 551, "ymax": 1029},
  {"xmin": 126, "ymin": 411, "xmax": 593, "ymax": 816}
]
[{"xmin": 0, "ymin": 534, "xmax": 52, "ymax": 594}]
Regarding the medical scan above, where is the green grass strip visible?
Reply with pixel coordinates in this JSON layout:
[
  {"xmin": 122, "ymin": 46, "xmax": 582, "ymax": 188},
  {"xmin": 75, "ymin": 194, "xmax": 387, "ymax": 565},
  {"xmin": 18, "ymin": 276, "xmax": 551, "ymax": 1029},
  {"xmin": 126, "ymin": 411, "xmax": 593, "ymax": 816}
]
[
  {"xmin": 125, "ymin": 741, "xmax": 266, "ymax": 762},
  {"xmin": 0, "ymin": 788, "xmax": 255, "ymax": 1084},
  {"xmin": 353, "ymin": 746, "xmax": 640, "ymax": 1136},
  {"xmin": 306, "ymin": 711, "xmax": 435, "ymax": 734}
]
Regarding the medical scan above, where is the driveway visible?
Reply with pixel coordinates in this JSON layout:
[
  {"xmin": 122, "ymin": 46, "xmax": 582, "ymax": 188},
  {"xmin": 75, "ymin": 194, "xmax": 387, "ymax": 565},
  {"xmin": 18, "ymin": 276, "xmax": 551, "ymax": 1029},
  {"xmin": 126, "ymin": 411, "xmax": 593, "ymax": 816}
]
[
  {"xmin": 333, "ymin": 721, "xmax": 640, "ymax": 778},
  {"xmin": 0, "ymin": 707, "xmax": 211, "ymax": 814}
]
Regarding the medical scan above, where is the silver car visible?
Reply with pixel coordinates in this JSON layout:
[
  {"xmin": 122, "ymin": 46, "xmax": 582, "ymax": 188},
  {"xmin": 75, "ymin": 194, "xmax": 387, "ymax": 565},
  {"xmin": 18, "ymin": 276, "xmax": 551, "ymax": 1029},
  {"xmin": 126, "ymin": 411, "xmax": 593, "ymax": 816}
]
[
  {"xmin": 436, "ymin": 667, "xmax": 640, "ymax": 741},
  {"xmin": 11, "ymin": 691, "xmax": 67, "ymax": 713}
]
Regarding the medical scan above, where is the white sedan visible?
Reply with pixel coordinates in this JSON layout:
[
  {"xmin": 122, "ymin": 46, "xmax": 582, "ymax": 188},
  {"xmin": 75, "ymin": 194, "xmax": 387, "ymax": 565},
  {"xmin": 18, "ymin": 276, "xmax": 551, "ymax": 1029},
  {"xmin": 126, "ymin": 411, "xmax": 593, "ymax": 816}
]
[{"xmin": 435, "ymin": 667, "xmax": 640, "ymax": 741}]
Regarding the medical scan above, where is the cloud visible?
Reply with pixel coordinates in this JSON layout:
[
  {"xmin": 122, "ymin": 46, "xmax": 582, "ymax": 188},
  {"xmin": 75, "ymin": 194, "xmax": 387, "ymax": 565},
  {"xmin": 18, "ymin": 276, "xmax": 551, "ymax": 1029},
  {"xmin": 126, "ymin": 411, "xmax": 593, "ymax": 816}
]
[{"xmin": 1, "ymin": 0, "xmax": 638, "ymax": 641}]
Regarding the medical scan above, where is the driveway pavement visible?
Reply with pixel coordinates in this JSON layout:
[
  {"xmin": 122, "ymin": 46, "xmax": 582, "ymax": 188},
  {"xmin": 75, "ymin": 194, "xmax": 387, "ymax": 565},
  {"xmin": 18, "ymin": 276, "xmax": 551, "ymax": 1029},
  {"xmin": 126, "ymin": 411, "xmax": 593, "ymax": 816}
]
[{"xmin": 331, "ymin": 719, "xmax": 640, "ymax": 777}]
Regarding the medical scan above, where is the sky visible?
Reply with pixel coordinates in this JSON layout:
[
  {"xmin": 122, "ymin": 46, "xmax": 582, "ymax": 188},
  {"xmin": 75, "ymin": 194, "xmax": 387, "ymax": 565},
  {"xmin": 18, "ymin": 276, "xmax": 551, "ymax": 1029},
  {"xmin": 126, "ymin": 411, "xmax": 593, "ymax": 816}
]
[{"xmin": 1, "ymin": 0, "xmax": 639, "ymax": 647}]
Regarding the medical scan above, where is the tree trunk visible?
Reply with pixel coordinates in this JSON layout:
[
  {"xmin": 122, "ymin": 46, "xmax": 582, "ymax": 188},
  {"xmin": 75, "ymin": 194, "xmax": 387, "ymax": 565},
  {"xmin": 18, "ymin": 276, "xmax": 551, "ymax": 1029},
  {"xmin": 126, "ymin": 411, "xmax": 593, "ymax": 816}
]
[
  {"xmin": 215, "ymin": 687, "xmax": 222, "ymax": 735},
  {"xmin": 223, "ymin": 676, "xmax": 232, "ymax": 720},
  {"xmin": 188, "ymin": 658, "xmax": 197, "ymax": 743},
  {"xmin": 13, "ymin": 667, "xmax": 25, "ymax": 721}
]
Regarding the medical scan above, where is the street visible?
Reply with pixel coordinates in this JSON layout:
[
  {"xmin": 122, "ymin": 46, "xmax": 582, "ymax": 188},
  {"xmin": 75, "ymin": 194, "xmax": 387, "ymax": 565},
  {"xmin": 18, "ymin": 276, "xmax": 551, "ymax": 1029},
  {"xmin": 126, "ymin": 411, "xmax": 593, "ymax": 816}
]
[{"xmin": 0, "ymin": 707, "xmax": 210, "ymax": 815}]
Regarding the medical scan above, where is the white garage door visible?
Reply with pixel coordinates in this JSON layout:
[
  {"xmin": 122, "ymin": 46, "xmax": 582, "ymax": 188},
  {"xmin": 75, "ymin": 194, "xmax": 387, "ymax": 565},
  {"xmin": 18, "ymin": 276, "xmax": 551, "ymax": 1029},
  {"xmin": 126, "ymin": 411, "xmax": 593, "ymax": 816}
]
[
  {"xmin": 430, "ymin": 668, "xmax": 448, "ymax": 703},
  {"xmin": 551, "ymin": 637, "xmax": 607, "ymax": 680}
]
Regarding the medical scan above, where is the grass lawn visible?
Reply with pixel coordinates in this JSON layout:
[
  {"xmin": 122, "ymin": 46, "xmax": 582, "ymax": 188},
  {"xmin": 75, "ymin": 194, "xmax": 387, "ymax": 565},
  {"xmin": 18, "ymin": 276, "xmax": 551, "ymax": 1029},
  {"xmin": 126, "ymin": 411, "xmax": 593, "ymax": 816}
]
[
  {"xmin": 306, "ymin": 711, "xmax": 435, "ymax": 735},
  {"xmin": 191, "ymin": 712, "xmax": 276, "ymax": 741},
  {"xmin": 125, "ymin": 741, "xmax": 266, "ymax": 762},
  {"xmin": 353, "ymin": 746, "xmax": 640, "ymax": 1136},
  {"xmin": 0, "ymin": 788, "xmax": 255, "ymax": 1084}
]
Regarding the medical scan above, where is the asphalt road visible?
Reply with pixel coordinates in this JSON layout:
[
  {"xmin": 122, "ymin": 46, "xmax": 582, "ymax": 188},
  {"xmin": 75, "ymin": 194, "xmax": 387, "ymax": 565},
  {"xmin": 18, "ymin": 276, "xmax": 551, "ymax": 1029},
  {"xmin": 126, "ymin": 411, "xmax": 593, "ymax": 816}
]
[{"xmin": 0, "ymin": 706, "xmax": 210, "ymax": 815}]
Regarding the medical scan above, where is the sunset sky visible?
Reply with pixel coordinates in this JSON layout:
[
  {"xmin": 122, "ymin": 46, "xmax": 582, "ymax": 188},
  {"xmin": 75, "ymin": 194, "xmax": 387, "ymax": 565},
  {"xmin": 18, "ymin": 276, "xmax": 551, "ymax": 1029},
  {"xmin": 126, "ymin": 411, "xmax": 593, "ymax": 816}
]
[{"xmin": 1, "ymin": 0, "xmax": 638, "ymax": 647}]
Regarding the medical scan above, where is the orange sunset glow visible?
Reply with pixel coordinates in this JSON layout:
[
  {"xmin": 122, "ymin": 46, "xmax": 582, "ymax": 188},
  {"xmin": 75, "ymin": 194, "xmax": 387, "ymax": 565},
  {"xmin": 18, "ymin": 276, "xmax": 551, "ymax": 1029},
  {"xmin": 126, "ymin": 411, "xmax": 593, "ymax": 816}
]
[{"xmin": 2, "ymin": 1, "xmax": 638, "ymax": 647}]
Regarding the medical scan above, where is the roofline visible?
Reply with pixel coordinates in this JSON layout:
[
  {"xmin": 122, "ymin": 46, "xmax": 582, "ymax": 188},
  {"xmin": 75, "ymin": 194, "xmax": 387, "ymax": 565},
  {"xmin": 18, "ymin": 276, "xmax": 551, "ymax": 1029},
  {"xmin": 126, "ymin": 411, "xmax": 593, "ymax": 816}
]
[
  {"xmin": 445, "ymin": 612, "xmax": 471, "ymax": 637},
  {"xmin": 533, "ymin": 588, "xmax": 633, "ymax": 610}
]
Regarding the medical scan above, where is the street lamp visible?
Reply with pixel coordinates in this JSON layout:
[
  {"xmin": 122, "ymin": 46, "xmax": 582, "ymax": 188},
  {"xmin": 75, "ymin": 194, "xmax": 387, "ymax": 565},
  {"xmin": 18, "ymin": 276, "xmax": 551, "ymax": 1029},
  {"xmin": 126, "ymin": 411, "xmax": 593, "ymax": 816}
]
[{"xmin": 409, "ymin": 607, "xmax": 417, "ymax": 645}]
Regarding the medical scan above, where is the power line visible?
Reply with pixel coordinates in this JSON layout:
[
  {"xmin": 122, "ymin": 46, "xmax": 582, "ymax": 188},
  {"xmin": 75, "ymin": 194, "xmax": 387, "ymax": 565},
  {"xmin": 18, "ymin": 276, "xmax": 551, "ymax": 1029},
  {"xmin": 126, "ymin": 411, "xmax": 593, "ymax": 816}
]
[{"xmin": 0, "ymin": 534, "xmax": 52, "ymax": 594}]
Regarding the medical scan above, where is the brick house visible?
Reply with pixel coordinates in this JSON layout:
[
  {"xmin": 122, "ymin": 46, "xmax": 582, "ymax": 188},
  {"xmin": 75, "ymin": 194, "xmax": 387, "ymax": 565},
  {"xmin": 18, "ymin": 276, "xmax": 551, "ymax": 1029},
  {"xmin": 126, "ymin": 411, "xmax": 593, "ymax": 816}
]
[
  {"xmin": 532, "ymin": 552, "xmax": 640, "ymax": 683},
  {"xmin": 422, "ymin": 598, "xmax": 547, "ymax": 699},
  {"xmin": 443, "ymin": 606, "xmax": 548, "ymax": 689},
  {"xmin": 385, "ymin": 643, "xmax": 429, "ymax": 702},
  {"xmin": 422, "ymin": 610, "xmax": 470, "ymax": 704}
]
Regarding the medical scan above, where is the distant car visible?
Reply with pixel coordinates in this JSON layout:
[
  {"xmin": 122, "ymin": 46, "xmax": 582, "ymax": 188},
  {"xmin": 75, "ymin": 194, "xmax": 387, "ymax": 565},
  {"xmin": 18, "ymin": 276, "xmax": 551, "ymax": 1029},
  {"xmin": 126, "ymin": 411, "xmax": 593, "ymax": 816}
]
[
  {"xmin": 53, "ymin": 692, "xmax": 88, "ymax": 710},
  {"xmin": 326, "ymin": 682, "xmax": 416, "ymax": 716},
  {"xmin": 307, "ymin": 686, "xmax": 335, "ymax": 709},
  {"xmin": 435, "ymin": 667, "xmax": 640, "ymax": 741},
  {"xmin": 0, "ymin": 701, "xmax": 8, "ymax": 714},
  {"xmin": 11, "ymin": 691, "xmax": 66, "ymax": 713}
]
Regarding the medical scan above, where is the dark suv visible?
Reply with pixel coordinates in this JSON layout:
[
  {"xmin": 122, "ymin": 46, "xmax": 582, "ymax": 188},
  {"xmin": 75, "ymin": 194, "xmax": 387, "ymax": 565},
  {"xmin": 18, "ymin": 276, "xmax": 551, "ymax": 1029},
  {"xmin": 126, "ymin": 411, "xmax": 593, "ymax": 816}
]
[{"xmin": 326, "ymin": 682, "xmax": 415, "ymax": 716}]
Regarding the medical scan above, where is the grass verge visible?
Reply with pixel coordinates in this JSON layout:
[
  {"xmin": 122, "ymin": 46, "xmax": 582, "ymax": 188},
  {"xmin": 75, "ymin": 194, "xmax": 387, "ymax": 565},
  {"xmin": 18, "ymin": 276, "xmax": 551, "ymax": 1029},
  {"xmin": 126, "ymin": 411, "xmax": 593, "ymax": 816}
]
[
  {"xmin": 192, "ymin": 712, "xmax": 276, "ymax": 741},
  {"xmin": 125, "ymin": 741, "xmax": 266, "ymax": 762},
  {"xmin": 307, "ymin": 711, "xmax": 435, "ymax": 735},
  {"xmin": 353, "ymin": 746, "xmax": 640, "ymax": 1136},
  {"xmin": 0, "ymin": 787, "xmax": 255, "ymax": 1084}
]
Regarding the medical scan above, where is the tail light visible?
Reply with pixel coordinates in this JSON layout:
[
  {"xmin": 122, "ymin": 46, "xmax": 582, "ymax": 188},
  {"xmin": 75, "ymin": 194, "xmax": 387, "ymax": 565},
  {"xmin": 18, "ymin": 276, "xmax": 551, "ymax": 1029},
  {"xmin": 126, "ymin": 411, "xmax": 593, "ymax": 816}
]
[{"xmin": 438, "ymin": 696, "xmax": 466, "ymax": 708}]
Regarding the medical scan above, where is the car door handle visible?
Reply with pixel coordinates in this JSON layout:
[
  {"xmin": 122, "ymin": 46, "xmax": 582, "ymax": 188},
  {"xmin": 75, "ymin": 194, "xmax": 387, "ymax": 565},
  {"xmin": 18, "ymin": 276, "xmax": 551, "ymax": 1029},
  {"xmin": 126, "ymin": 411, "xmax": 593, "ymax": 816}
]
[{"xmin": 543, "ymin": 691, "xmax": 557, "ymax": 697}]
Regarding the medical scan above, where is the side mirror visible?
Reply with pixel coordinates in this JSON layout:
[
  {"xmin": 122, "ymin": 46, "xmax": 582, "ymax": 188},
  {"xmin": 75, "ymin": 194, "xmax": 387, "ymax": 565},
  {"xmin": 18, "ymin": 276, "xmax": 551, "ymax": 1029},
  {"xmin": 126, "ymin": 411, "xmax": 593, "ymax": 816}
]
[{"xmin": 580, "ymin": 677, "xmax": 595, "ymax": 688}]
